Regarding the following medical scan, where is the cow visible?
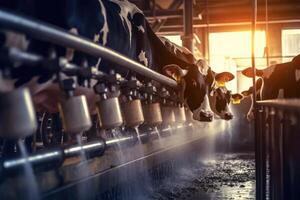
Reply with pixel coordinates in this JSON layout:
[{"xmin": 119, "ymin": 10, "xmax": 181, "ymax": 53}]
[
  {"xmin": 159, "ymin": 37, "xmax": 236, "ymax": 120},
  {"xmin": 0, "ymin": 0, "xmax": 218, "ymax": 122},
  {"xmin": 241, "ymin": 54, "xmax": 300, "ymax": 120}
]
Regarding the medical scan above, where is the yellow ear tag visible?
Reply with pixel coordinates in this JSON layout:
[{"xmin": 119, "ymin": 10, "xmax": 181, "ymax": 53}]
[
  {"xmin": 216, "ymin": 81, "xmax": 225, "ymax": 87},
  {"xmin": 232, "ymin": 99, "xmax": 241, "ymax": 104}
]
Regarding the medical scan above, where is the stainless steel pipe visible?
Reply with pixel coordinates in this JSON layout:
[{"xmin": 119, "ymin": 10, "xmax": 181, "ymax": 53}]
[{"xmin": 0, "ymin": 10, "xmax": 177, "ymax": 88}]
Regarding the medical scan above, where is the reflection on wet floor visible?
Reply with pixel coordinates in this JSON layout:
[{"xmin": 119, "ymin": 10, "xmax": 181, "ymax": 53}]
[{"xmin": 150, "ymin": 153, "xmax": 255, "ymax": 200}]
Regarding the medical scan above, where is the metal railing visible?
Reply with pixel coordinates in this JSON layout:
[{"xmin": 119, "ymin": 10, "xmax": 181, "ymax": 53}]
[
  {"xmin": 255, "ymin": 99, "xmax": 300, "ymax": 200},
  {"xmin": 0, "ymin": 9, "xmax": 181, "ymax": 177},
  {"xmin": 0, "ymin": 10, "xmax": 177, "ymax": 88}
]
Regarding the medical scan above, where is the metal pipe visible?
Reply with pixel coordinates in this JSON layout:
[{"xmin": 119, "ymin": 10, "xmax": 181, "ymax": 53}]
[
  {"xmin": 251, "ymin": 0, "xmax": 257, "ymax": 106},
  {"xmin": 257, "ymin": 99, "xmax": 300, "ymax": 112},
  {"xmin": 205, "ymin": 0, "xmax": 210, "ymax": 62},
  {"xmin": 260, "ymin": 108, "xmax": 267, "ymax": 200},
  {"xmin": 251, "ymin": 0, "xmax": 260, "ymax": 199},
  {"xmin": 256, "ymin": 107, "xmax": 267, "ymax": 200},
  {"xmin": 265, "ymin": 0, "xmax": 270, "ymax": 66},
  {"xmin": 0, "ymin": 148, "xmax": 64, "ymax": 175},
  {"xmin": 0, "ymin": 10, "xmax": 177, "ymax": 88},
  {"xmin": 255, "ymin": 101, "xmax": 300, "ymax": 199},
  {"xmin": 281, "ymin": 112, "xmax": 292, "ymax": 199},
  {"xmin": 0, "ymin": 135, "xmax": 141, "ymax": 176},
  {"xmin": 63, "ymin": 140, "xmax": 105, "ymax": 158},
  {"xmin": 269, "ymin": 107, "xmax": 275, "ymax": 200},
  {"xmin": 156, "ymin": 19, "xmax": 300, "ymax": 33},
  {"xmin": 182, "ymin": 0, "xmax": 193, "ymax": 52},
  {"xmin": 255, "ymin": 107, "xmax": 262, "ymax": 200}
]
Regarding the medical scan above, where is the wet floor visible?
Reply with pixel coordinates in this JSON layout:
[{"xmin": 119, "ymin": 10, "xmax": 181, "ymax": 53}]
[{"xmin": 148, "ymin": 153, "xmax": 255, "ymax": 200}]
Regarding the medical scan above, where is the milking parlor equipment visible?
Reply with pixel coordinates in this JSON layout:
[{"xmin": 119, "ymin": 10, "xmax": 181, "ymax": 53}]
[
  {"xmin": 160, "ymin": 87, "xmax": 176, "ymax": 136},
  {"xmin": 94, "ymin": 70, "xmax": 123, "ymax": 132},
  {"xmin": 120, "ymin": 76, "xmax": 146, "ymax": 140},
  {"xmin": 0, "ymin": 10, "xmax": 202, "ymax": 179},
  {"xmin": 140, "ymin": 82, "xmax": 163, "ymax": 139}
]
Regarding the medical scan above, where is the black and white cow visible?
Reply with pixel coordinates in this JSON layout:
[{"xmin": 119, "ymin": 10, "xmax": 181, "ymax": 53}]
[
  {"xmin": 242, "ymin": 55, "xmax": 300, "ymax": 99},
  {"xmin": 160, "ymin": 37, "xmax": 236, "ymax": 120},
  {"xmin": 0, "ymin": 0, "xmax": 219, "ymax": 122},
  {"xmin": 242, "ymin": 54, "xmax": 300, "ymax": 119}
]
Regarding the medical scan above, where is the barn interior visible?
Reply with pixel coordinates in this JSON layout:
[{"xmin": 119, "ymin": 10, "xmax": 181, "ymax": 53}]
[{"xmin": 0, "ymin": 0, "xmax": 300, "ymax": 199}]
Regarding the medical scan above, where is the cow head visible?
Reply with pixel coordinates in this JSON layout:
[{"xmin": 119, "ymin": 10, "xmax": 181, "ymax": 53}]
[
  {"xmin": 208, "ymin": 72, "xmax": 235, "ymax": 120},
  {"xmin": 231, "ymin": 93, "xmax": 244, "ymax": 105},
  {"xmin": 162, "ymin": 64, "xmax": 214, "ymax": 121}
]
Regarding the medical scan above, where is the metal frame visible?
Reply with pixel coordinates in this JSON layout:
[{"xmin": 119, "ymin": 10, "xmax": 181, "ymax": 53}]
[
  {"xmin": 255, "ymin": 99, "xmax": 300, "ymax": 200},
  {"xmin": 0, "ymin": 10, "xmax": 177, "ymax": 88}
]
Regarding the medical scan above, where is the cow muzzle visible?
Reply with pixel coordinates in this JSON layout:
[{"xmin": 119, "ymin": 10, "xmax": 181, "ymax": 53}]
[
  {"xmin": 192, "ymin": 107, "xmax": 213, "ymax": 122},
  {"xmin": 223, "ymin": 112, "xmax": 233, "ymax": 120}
]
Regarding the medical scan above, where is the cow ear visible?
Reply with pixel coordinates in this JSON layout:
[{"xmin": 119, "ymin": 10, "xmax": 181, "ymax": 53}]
[
  {"xmin": 241, "ymin": 90, "xmax": 252, "ymax": 97},
  {"xmin": 242, "ymin": 67, "xmax": 263, "ymax": 77},
  {"xmin": 163, "ymin": 64, "xmax": 188, "ymax": 82},
  {"xmin": 215, "ymin": 71, "xmax": 234, "ymax": 86},
  {"xmin": 231, "ymin": 93, "xmax": 243, "ymax": 104}
]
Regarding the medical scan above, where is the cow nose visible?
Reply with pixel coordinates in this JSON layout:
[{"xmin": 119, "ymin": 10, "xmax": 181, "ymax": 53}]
[
  {"xmin": 224, "ymin": 112, "xmax": 233, "ymax": 120},
  {"xmin": 193, "ymin": 110, "xmax": 213, "ymax": 122}
]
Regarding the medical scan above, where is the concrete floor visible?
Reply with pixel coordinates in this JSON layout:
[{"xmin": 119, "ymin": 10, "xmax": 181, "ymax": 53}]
[{"xmin": 149, "ymin": 153, "xmax": 255, "ymax": 200}]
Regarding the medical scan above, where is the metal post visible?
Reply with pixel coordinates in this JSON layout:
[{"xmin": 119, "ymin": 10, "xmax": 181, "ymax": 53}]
[
  {"xmin": 182, "ymin": 0, "xmax": 193, "ymax": 52},
  {"xmin": 251, "ymin": 0, "xmax": 260, "ymax": 199},
  {"xmin": 205, "ymin": 0, "xmax": 210, "ymax": 62},
  {"xmin": 269, "ymin": 107, "xmax": 276, "ymax": 200},
  {"xmin": 274, "ymin": 110, "xmax": 283, "ymax": 200},
  {"xmin": 281, "ymin": 112, "xmax": 291, "ymax": 199},
  {"xmin": 265, "ymin": 0, "xmax": 270, "ymax": 66},
  {"xmin": 251, "ymin": 0, "xmax": 257, "ymax": 104},
  {"xmin": 260, "ymin": 108, "xmax": 267, "ymax": 200},
  {"xmin": 255, "ymin": 107, "xmax": 263, "ymax": 200}
]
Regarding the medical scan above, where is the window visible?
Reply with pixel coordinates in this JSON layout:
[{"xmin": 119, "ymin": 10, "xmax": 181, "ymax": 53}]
[
  {"xmin": 282, "ymin": 29, "xmax": 300, "ymax": 62},
  {"xmin": 209, "ymin": 31, "xmax": 266, "ymax": 93},
  {"xmin": 209, "ymin": 31, "xmax": 266, "ymax": 70},
  {"xmin": 163, "ymin": 35, "xmax": 182, "ymax": 46}
]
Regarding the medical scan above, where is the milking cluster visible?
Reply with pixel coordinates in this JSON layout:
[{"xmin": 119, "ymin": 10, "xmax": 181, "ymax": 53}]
[{"xmin": 0, "ymin": 45, "xmax": 194, "ymax": 176}]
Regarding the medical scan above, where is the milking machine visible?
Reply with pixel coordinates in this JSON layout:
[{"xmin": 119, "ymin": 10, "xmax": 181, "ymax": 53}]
[
  {"xmin": 160, "ymin": 87, "xmax": 176, "ymax": 136},
  {"xmin": 93, "ymin": 70, "xmax": 140, "ymax": 148},
  {"xmin": 0, "ymin": 88, "xmax": 38, "ymax": 156},
  {"xmin": 0, "ymin": 47, "xmax": 189, "ymax": 184},
  {"xmin": 0, "ymin": 47, "xmax": 40, "ymax": 156},
  {"xmin": 58, "ymin": 78, "xmax": 92, "ymax": 137},
  {"xmin": 120, "ymin": 76, "xmax": 148, "ymax": 142},
  {"xmin": 94, "ymin": 71, "xmax": 123, "ymax": 131},
  {"xmin": 185, "ymin": 107, "xmax": 194, "ymax": 126},
  {"xmin": 140, "ymin": 82, "xmax": 163, "ymax": 139},
  {"xmin": 0, "ymin": 11, "xmax": 203, "ymax": 188},
  {"xmin": 174, "ymin": 104, "xmax": 186, "ymax": 125},
  {"xmin": 166, "ymin": 90, "xmax": 186, "ymax": 133}
]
